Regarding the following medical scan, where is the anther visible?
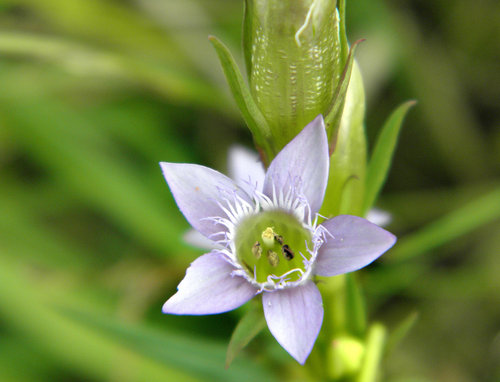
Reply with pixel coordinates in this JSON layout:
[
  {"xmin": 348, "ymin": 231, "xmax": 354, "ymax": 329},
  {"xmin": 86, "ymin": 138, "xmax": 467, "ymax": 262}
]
[
  {"xmin": 267, "ymin": 250, "xmax": 279, "ymax": 267},
  {"xmin": 252, "ymin": 241, "xmax": 262, "ymax": 259},
  {"xmin": 281, "ymin": 244, "xmax": 294, "ymax": 260}
]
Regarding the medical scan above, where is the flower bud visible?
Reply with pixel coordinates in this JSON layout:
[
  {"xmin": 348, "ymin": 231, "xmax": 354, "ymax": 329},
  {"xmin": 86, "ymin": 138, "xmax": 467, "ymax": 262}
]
[
  {"xmin": 244, "ymin": 0, "xmax": 343, "ymax": 153},
  {"xmin": 328, "ymin": 335, "xmax": 365, "ymax": 378}
]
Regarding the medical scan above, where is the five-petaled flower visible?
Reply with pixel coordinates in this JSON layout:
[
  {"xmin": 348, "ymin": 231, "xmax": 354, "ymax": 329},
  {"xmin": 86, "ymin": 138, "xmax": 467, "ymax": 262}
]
[{"xmin": 160, "ymin": 115, "xmax": 396, "ymax": 364}]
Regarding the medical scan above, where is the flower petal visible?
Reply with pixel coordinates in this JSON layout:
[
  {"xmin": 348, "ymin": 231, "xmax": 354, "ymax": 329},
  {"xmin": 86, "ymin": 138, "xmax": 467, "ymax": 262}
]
[
  {"xmin": 228, "ymin": 145, "xmax": 265, "ymax": 194},
  {"xmin": 365, "ymin": 208, "xmax": 392, "ymax": 227},
  {"xmin": 183, "ymin": 229, "xmax": 220, "ymax": 250},
  {"xmin": 262, "ymin": 282, "xmax": 323, "ymax": 364},
  {"xmin": 263, "ymin": 115, "xmax": 329, "ymax": 215},
  {"xmin": 160, "ymin": 162, "xmax": 251, "ymax": 238},
  {"xmin": 162, "ymin": 252, "xmax": 257, "ymax": 315},
  {"xmin": 315, "ymin": 215, "xmax": 396, "ymax": 277}
]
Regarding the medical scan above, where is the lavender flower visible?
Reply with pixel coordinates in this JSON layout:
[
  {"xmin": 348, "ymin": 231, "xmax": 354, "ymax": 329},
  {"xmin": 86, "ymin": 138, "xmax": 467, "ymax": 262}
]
[{"xmin": 160, "ymin": 116, "xmax": 396, "ymax": 364}]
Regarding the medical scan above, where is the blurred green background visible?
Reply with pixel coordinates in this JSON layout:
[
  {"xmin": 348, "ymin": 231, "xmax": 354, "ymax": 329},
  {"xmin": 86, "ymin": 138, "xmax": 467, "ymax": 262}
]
[{"xmin": 0, "ymin": 1, "xmax": 499, "ymax": 381}]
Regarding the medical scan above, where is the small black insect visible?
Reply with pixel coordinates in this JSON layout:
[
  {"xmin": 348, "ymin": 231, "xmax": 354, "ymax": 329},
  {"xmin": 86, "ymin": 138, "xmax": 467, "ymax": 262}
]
[
  {"xmin": 281, "ymin": 244, "xmax": 294, "ymax": 260},
  {"xmin": 274, "ymin": 234, "xmax": 284, "ymax": 245}
]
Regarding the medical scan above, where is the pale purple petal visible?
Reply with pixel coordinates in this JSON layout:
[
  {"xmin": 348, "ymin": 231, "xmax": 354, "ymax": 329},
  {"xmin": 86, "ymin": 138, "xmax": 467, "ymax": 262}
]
[
  {"xmin": 262, "ymin": 282, "xmax": 323, "ymax": 364},
  {"xmin": 366, "ymin": 208, "xmax": 392, "ymax": 227},
  {"xmin": 163, "ymin": 252, "xmax": 257, "ymax": 315},
  {"xmin": 315, "ymin": 215, "xmax": 396, "ymax": 277},
  {"xmin": 263, "ymin": 115, "xmax": 329, "ymax": 214},
  {"xmin": 183, "ymin": 229, "xmax": 221, "ymax": 250},
  {"xmin": 160, "ymin": 162, "xmax": 251, "ymax": 238},
  {"xmin": 228, "ymin": 145, "xmax": 265, "ymax": 194}
]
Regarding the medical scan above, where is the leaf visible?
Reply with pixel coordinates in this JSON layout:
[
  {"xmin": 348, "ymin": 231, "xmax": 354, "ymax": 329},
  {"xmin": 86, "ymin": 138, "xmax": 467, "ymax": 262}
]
[
  {"xmin": 366, "ymin": 186, "xmax": 500, "ymax": 294},
  {"xmin": 325, "ymin": 39, "xmax": 364, "ymax": 147},
  {"xmin": 0, "ymin": 255, "xmax": 199, "ymax": 382},
  {"xmin": 226, "ymin": 303, "xmax": 266, "ymax": 368},
  {"xmin": 345, "ymin": 274, "xmax": 366, "ymax": 337},
  {"xmin": 356, "ymin": 323, "xmax": 387, "ymax": 382},
  {"xmin": 0, "ymin": 31, "xmax": 225, "ymax": 111},
  {"xmin": 208, "ymin": 35, "xmax": 273, "ymax": 163},
  {"xmin": 0, "ymin": 94, "xmax": 186, "ymax": 256},
  {"xmin": 391, "ymin": 186, "xmax": 500, "ymax": 262},
  {"xmin": 362, "ymin": 101, "xmax": 416, "ymax": 215},
  {"xmin": 58, "ymin": 305, "xmax": 274, "ymax": 382},
  {"xmin": 384, "ymin": 312, "xmax": 419, "ymax": 358}
]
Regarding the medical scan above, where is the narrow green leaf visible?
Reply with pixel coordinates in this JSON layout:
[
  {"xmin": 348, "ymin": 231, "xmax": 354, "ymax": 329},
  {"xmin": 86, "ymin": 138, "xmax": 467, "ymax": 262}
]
[
  {"xmin": 356, "ymin": 323, "xmax": 387, "ymax": 382},
  {"xmin": 0, "ymin": 95, "xmax": 186, "ymax": 257},
  {"xmin": 345, "ymin": 274, "xmax": 367, "ymax": 337},
  {"xmin": 226, "ymin": 303, "xmax": 266, "ymax": 368},
  {"xmin": 390, "ymin": 186, "xmax": 500, "ymax": 262},
  {"xmin": 325, "ymin": 39, "xmax": 364, "ymax": 146},
  {"xmin": 208, "ymin": 35, "xmax": 273, "ymax": 163},
  {"xmin": 58, "ymin": 305, "xmax": 274, "ymax": 382},
  {"xmin": 363, "ymin": 101, "xmax": 416, "ymax": 214},
  {"xmin": 0, "ymin": 256, "xmax": 199, "ymax": 382},
  {"xmin": 384, "ymin": 312, "xmax": 419, "ymax": 358},
  {"xmin": 0, "ymin": 31, "xmax": 226, "ymax": 112}
]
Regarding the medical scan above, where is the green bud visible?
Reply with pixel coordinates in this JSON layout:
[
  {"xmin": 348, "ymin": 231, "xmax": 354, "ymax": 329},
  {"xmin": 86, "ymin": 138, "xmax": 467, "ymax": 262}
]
[
  {"xmin": 328, "ymin": 335, "xmax": 365, "ymax": 378},
  {"xmin": 244, "ymin": 0, "xmax": 344, "ymax": 154}
]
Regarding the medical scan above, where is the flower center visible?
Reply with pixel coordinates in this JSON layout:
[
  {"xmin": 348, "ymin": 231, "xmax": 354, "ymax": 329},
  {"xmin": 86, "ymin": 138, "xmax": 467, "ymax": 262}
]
[{"xmin": 234, "ymin": 210, "xmax": 313, "ymax": 284}]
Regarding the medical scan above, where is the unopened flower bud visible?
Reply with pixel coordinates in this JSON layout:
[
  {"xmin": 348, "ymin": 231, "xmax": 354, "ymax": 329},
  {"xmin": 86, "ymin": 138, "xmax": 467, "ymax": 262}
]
[
  {"xmin": 328, "ymin": 335, "xmax": 365, "ymax": 378},
  {"xmin": 244, "ymin": 0, "xmax": 343, "ymax": 152}
]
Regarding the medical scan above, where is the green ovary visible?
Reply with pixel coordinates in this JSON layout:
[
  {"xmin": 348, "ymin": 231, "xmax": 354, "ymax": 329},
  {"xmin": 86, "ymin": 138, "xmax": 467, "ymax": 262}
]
[{"xmin": 234, "ymin": 210, "xmax": 313, "ymax": 283}]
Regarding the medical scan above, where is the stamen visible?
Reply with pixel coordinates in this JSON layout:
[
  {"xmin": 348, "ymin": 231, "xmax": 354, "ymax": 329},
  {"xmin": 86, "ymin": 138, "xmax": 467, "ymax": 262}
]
[
  {"xmin": 267, "ymin": 250, "xmax": 279, "ymax": 267},
  {"xmin": 252, "ymin": 241, "xmax": 262, "ymax": 259}
]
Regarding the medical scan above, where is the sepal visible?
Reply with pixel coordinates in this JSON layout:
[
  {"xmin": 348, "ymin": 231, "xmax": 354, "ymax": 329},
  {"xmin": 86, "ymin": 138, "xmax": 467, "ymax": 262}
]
[{"xmin": 209, "ymin": 35, "xmax": 273, "ymax": 163}]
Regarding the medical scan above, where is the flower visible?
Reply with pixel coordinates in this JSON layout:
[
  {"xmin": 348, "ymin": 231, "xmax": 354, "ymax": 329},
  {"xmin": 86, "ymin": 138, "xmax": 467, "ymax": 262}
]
[{"xmin": 160, "ymin": 115, "xmax": 396, "ymax": 364}]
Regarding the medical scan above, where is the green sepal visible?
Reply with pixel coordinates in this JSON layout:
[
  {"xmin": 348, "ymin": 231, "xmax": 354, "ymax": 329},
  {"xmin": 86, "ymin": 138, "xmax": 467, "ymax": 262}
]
[
  {"xmin": 242, "ymin": 0, "xmax": 254, "ymax": 79},
  {"xmin": 345, "ymin": 273, "xmax": 367, "ymax": 337},
  {"xmin": 208, "ymin": 35, "xmax": 273, "ymax": 163},
  {"xmin": 384, "ymin": 311, "xmax": 419, "ymax": 358},
  {"xmin": 337, "ymin": 0, "xmax": 349, "ymax": 68},
  {"xmin": 320, "ymin": 62, "xmax": 367, "ymax": 218},
  {"xmin": 225, "ymin": 302, "xmax": 266, "ymax": 368},
  {"xmin": 362, "ymin": 101, "xmax": 416, "ymax": 215},
  {"xmin": 325, "ymin": 39, "xmax": 364, "ymax": 147}
]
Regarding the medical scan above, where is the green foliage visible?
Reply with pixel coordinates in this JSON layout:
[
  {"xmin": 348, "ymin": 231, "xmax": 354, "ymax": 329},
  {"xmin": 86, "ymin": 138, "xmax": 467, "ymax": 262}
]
[
  {"xmin": 345, "ymin": 274, "xmax": 367, "ymax": 338},
  {"xmin": 225, "ymin": 302, "xmax": 266, "ymax": 368},
  {"xmin": 384, "ymin": 312, "xmax": 419, "ymax": 358},
  {"xmin": 363, "ymin": 101, "xmax": 416, "ymax": 214}
]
